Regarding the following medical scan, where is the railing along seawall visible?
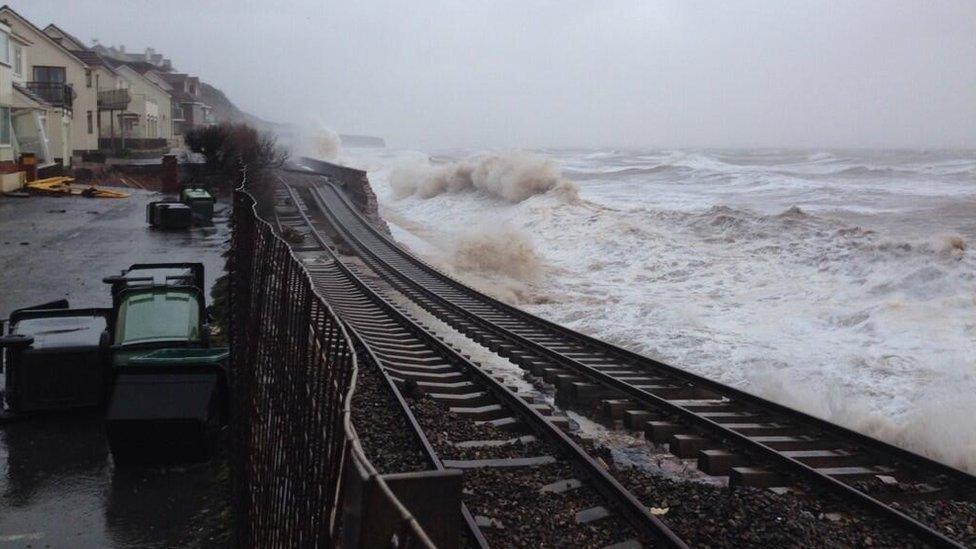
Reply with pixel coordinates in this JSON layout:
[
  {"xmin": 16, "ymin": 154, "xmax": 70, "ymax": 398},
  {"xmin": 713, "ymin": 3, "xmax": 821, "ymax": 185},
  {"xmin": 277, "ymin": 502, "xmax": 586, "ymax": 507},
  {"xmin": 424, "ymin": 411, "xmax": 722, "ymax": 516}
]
[{"xmin": 228, "ymin": 183, "xmax": 432, "ymax": 548}]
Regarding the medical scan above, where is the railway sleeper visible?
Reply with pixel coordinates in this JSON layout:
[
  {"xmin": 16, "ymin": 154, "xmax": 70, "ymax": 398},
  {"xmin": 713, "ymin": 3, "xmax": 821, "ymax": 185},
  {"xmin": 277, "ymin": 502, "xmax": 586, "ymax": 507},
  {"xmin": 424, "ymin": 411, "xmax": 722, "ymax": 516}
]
[
  {"xmin": 441, "ymin": 456, "xmax": 558, "ymax": 469},
  {"xmin": 540, "ymin": 367, "xmax": 570, "ymax": 384},
  {"xmin": 636, "ymin": 385, "xmax": 708, "ymax": 400},
  {"xmin": 376, "ymin": 353, "xmax": 447, "ymax": 367},
  {"xmin": 428, "ymin": 391, "xmax": 495, "ymax": 407},
  {"xmin": 475, "ymin": 416, "xmax": 524, "ymax": 432},
  {"xmin": 576, "ymin": 506, "xmax": 613, "ymax": 525},
  {"xmin": 567, "ymin": 382, "xmax": 618, "ymax": 406},
  {"xmin": 724, "ymin": 422, "xmax": 800, "ymax": 437},
  {"xmin": 455, "ymin": 435, "xmax": 539, "ymax": 449},
  {"xmin": 449, "ymin": 403, "xmax": 509, "ymax": 421},
  {"xmin": 730, "ymin": 467, "xmax": 787, "ymax": 489},
  {"xmin": 601, "ymin": 399, "xmax": 643, "ymax": 420},
  {"xmin": 414, "ymin": 380, "xmax": 478, "ymax": 395},
  {"xmin": 367, "ymin": 340, "xmax": 430, "ymax": 352},
  {"xmin": 667, "ymin": 398, "xmax": 736, "ymax": 412},
  {"xmin": 698, "ymin": 449, "xmax": 750, "ymax": 476},
  {"xmin": 749, "ymin": 435, "xmax": 828, "ymax": 451},
  {"xmin": 623, "ymin": 410, "xmax": 656, "ymax": 430},
  {"xmin": 645, "ymin": 421, "xmax": 681, "ymax": 444},
  {"xmin": 385, "ymin": 367, "xmax": 466, "ymax": 384},
  {"xmin": 781, "ymin": 449, "xmax": 869, "ymax": 469},
  {"xmin": 381, "ymin": 362, "xmax": 457, "ymax": 376},
  {"xmin": 669, "ymin": 434, "xmax": 721, "ymax": 459}
]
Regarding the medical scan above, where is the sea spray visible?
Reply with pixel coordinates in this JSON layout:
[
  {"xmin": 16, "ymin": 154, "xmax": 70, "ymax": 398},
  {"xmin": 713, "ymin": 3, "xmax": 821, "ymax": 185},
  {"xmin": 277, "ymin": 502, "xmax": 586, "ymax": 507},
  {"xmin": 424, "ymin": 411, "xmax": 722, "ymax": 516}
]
[
  {"xmin": 301, "ymin": 122, "xmax": 342, "ymax": 160},
  {"xmin": 390, "ymin": 151, "xmax": 579, "ymax": 203},
  {"xmin": 451, "ymin": 226, "xmax": 542, "ymax": 281}
]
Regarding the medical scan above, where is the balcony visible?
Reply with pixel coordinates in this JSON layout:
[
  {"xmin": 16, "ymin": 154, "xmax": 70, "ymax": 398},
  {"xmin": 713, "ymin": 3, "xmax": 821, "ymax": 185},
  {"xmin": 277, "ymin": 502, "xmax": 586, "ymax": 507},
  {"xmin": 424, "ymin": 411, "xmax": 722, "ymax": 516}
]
[
  {"xmin": 26, "ymin": 82, "xmax": 75, "ymax": 111},
  {"xmin": 98, "ymin": 88, "xmax": 131, "ymax": 111}
]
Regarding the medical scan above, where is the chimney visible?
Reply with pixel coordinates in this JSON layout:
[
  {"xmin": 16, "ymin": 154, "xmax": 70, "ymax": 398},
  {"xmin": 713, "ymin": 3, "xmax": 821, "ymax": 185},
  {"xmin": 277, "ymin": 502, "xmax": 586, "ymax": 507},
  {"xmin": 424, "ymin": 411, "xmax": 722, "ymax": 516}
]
[{"xmin": 118, "ymin": 44, "xmax": 125, "ymax": 53}]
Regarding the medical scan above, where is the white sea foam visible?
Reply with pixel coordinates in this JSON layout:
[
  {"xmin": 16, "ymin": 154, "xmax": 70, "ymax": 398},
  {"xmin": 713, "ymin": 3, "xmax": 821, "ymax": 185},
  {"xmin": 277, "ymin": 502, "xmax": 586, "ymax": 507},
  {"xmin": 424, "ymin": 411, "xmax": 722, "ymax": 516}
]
[
  {"xmin": 389, "ymin": 151, "xmax": 579, "ymax": 203},
  {"xmin": 342, "ymin": 147, "xmax": 976, "ymax": 472}
]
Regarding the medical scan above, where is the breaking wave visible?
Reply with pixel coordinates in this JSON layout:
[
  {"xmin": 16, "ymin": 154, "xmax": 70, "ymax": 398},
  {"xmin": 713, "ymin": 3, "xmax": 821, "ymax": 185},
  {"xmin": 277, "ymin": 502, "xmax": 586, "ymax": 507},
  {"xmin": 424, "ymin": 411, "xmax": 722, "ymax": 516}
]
[
  {"xmin": 302, "ymin": 123, "xmax": 341, "ymax": 160},
  {"xmin": 390, "ymin": 152, "xmax": 579, "ymax": 203}
]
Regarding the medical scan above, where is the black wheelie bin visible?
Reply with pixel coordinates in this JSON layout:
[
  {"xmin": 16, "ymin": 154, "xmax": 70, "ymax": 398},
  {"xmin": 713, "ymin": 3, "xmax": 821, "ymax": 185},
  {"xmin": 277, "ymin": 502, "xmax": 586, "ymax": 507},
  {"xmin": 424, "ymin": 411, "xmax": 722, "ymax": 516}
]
[
  {"xmin": 105, "ymin": 348, "xmax": 228, "ymax": 463},
  {"xmin": 146, "ymin": 200, "xmax": 193, "ymax": 229},
  {"xmin": 0, "ymin": 301, "xmax": 112, "ymax": 415}
]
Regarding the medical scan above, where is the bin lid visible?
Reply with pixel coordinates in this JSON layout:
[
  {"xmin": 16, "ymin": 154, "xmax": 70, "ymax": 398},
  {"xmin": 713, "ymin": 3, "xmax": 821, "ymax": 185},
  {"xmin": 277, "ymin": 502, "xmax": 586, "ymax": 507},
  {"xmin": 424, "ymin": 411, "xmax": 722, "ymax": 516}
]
[
  {"xmin": 115, "ymin": 289, "xmax": 201, "ymax": 347},
  {"xmin": 180, "ymin": 188, "xmax": 213, "ymax": 202},
  {"xmin": 157, "ymin": 202, "xmax": 191, "ymax": 211},
  {"xmin": 12, "ymin": 311, "xmax": 108, "ymax": 350},
  {"xmin": 118, "ymin": 264, "xmax": 199, "ymax": 287},
  {"xmin": 129, "ymin": 348, "xmax": 229, "ymax": 366}
]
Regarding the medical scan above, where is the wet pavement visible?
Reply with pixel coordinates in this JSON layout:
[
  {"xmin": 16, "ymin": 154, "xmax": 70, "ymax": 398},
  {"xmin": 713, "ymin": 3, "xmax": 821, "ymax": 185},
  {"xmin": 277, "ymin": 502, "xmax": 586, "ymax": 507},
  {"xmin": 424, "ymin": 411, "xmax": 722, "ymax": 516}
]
[{"xmin": 0, "ymin": 191, "xmax": 230, "ymax": 548}]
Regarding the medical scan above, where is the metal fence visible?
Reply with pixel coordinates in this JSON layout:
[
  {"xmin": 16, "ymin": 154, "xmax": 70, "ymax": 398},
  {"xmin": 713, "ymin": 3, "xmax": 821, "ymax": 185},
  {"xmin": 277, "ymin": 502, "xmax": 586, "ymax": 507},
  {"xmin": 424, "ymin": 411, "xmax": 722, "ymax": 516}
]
[{"xmin": 228, "ymin": 186, "xmax": 433, "ymax": 547}]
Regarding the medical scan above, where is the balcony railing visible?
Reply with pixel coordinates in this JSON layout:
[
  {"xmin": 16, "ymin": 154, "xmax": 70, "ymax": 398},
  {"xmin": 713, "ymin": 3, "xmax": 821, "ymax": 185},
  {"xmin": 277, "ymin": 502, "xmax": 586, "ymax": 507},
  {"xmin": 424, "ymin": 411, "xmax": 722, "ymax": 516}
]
[
  {"xmin": 26, "ymin": 81, "xmax": 75, "ymax": 110},
  {"xmin": 98, "ymin": 88, "xmax": 131, "ymax": 111}
]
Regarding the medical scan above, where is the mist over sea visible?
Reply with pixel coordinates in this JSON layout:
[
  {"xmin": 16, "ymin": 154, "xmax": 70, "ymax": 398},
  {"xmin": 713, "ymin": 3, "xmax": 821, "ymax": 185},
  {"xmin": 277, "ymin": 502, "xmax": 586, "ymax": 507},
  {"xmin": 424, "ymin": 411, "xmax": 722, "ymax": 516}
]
[{"xmin": 340, "ymin": 147, "xmax": 976, "ymax": 472}]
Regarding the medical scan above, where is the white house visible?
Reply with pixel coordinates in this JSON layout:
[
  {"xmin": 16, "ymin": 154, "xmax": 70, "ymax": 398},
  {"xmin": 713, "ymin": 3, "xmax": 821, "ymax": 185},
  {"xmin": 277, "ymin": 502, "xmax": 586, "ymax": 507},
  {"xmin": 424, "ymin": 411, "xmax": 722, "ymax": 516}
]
[
  {"xmin": 113, "ymin": 64, "xmax": 172, "ymax": 141},
  {"xmin": 0, "ymin": 5, "xmax": 99, "ymax": 166}
]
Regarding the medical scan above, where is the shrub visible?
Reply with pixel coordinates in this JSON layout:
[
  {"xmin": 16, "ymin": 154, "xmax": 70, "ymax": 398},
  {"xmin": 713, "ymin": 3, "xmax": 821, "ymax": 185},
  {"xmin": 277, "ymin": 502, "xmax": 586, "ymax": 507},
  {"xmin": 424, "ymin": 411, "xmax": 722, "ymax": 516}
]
[{"xmin": 185, "ymin": 123, "xmax": 288, "ymax": 203}]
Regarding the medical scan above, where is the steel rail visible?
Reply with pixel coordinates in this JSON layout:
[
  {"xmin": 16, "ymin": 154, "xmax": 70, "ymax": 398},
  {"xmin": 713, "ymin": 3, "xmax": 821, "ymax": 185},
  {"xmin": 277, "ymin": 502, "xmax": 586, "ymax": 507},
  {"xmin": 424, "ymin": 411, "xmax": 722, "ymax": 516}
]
[
  {"xmin": 307, "ymin": 176, "xmax": 975, "ymax": 548},
  {"xmin": 281, "ymin": 183, "xmax": 687, "ymax": 548}
]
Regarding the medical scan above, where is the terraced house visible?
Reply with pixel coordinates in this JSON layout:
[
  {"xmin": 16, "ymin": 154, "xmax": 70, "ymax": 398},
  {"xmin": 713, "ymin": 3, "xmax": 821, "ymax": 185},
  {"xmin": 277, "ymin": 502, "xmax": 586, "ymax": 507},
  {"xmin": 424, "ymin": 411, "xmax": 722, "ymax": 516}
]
[
  {"xmin": 1, "ymin": 15, "xmax": 61, "ymax": 189},
  {"xmin": 0, "ymin": 5, "xmax": 97, "ymax": 166}
]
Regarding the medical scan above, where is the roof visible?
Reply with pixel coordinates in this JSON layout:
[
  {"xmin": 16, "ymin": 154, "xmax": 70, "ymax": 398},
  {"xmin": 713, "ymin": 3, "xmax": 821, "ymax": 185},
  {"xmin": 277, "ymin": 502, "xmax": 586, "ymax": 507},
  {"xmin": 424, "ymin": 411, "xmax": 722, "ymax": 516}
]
[
  {"xmin": 114, "ymin": 64, "xmax": 172, "ymax": 98},
  {"xmin": 71, "ymin": 50, "xmax": 118, "ymax": 74},
  {"xmin": 0, "ymin": 5, "xmax": 90, "ymax": 68},
  {"xmin": 90, "ymin": 43, "xmax": 174, "ymax": 71},
  {"xmin": 43, "ymin": 23, "xmax": 87, "ymax": 50},
  {"xmin": 142, "ymin": 70, "xmax": 173, "ymax": 92},
  {"xmin": 9, "ymin": 29, "xmax": 31, "ymax": 45},
  {"xmin": 12, "ymin": 82, "xmax": 50, "ymax": 109},
  {"xmin": 105, "ymin": 58, "xmax": 161, "ymax": 75}
]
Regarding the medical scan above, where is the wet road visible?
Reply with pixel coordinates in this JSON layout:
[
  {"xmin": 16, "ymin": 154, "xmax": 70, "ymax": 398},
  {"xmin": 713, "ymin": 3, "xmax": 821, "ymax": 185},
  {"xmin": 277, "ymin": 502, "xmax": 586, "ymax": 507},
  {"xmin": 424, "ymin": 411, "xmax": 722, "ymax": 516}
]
[{"xmin": 0, "ymin": 191, "xmax": 229, "ymax": 548}]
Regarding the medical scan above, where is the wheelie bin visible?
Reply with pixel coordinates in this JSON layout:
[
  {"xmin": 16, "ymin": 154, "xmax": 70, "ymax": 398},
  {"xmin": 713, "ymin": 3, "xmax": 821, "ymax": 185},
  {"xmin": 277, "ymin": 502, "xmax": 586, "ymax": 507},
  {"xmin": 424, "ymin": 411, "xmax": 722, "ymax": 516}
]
[
  {"xmin": 106, "ymin": 347, "xmax": 228, "ymax": 463},
  {"xmin": 0, "ymin": 304, "xmax": 112, "ymax": 414}
]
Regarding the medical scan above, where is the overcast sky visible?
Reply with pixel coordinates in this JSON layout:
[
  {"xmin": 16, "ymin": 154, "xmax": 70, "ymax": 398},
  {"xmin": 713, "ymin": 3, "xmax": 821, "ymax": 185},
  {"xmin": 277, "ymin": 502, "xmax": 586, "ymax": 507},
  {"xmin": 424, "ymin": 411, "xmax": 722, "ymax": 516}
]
[{"xmin": 11, "ymin": 1, "xmax": 975, "ymax": 149}]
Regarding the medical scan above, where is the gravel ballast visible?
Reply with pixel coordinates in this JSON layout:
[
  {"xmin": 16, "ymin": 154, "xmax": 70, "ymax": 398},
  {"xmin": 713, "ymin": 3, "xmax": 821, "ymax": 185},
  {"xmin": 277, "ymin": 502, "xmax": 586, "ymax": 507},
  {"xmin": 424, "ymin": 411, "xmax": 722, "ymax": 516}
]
[
  {"xmin": 405, "ymin": 394, "xmax": 644, "ymax": 547},
  {"xmin": 349, "ymin": 342, "xmax": 431, "ymax": 474}
]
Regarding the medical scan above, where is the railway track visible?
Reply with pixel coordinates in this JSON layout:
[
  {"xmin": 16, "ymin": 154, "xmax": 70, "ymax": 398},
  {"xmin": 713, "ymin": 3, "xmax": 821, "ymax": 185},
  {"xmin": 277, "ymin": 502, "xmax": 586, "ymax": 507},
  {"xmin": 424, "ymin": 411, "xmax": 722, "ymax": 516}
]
[
  {"xmin": 275, "ymin": 183, "xmax": 686, "ymax": 548},
  {"xmin": 299, "ymin": 170, "xmax": 976, "ymax": 548}
]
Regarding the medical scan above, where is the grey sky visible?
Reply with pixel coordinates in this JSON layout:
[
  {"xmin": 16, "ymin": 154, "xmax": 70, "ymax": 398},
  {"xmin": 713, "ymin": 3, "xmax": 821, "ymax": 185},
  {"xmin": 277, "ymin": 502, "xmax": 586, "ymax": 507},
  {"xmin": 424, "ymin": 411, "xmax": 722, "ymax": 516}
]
[{"xmin": 11, "ymin": 0, "xmax": 975, "ymax": 149}]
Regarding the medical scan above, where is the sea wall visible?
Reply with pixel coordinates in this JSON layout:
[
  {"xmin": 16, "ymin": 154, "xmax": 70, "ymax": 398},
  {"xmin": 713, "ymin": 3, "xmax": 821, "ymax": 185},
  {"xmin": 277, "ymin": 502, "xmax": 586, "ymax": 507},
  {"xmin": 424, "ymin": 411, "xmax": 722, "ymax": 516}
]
[{"xmin": 299, "ymin": 157, "xmax": 392, "ymax": 235}]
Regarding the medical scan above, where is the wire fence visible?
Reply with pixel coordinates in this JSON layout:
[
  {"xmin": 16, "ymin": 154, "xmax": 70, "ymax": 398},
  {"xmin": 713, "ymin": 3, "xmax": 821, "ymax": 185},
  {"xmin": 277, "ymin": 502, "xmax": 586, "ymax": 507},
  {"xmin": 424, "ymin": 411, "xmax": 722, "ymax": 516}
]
[{"xmin": 228, "ymin": 185, "xmax": 433, "ymax": 548}]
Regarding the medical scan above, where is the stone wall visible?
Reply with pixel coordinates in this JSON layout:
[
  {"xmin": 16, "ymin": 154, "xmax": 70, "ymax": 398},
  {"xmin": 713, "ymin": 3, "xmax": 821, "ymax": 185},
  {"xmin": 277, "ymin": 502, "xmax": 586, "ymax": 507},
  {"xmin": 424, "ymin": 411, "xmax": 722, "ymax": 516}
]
[{"xmin": 298, "ymin": 157, "xmax": 392, "ymax": 236}]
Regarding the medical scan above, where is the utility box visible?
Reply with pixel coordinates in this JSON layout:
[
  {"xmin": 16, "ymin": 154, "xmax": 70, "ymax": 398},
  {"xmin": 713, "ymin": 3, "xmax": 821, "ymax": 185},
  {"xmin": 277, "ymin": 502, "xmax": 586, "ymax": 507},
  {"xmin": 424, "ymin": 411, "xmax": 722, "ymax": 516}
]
[
  {"xmin": 147, "ymin": 201, "xmax": 192, "ymax": 230},
  {"xmin": 0, "ymin": 308, "xmax": 111, "ymax": 413}
]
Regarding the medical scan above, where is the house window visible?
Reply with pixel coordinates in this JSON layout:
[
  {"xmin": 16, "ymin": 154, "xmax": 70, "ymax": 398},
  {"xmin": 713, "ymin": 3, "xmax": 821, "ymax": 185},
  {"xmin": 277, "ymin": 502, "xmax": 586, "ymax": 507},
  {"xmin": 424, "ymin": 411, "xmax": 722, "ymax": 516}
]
[
  {"xmin": 0, "ymin": 107, "xmax": 10, "ymax": 145},
  {"xmin": 86, "ymin": 70, "xmax": 92, "ymax": 88},
  {"xmin": 33, "ymin": 66, "xmax": 66, "ymax": 83},
  {"xmin": 0, "ymin": 31, "xmax": 8, "ymax": 66},
  {"xmin": 13, "ymin": 45, "xmax": 21, "ymax": 76},
  {"xmin": 87, "ymin": 111, "xmax": 93, "ymax": 134}
]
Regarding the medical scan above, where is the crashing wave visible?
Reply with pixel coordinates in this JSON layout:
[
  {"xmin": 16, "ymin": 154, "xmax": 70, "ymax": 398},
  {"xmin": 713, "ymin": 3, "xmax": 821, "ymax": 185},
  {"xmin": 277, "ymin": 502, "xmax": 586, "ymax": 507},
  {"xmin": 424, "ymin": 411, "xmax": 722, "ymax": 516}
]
[{"xmin": 390, "ymin": 151, "xmax": 579, "ymax": 203}]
